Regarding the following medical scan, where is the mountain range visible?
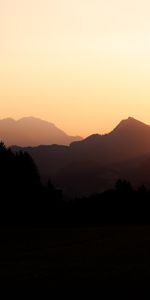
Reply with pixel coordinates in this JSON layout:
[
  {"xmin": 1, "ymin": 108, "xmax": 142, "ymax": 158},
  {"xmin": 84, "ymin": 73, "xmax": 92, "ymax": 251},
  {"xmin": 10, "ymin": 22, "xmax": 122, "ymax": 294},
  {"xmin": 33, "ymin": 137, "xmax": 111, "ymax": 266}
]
[
  {"xmin": 11, "ymin": 117, "xmax": 150, "ymax": 197},
  {"xmin": 0, "ymin": 117, "xmax": 82, "ymax": 146}
]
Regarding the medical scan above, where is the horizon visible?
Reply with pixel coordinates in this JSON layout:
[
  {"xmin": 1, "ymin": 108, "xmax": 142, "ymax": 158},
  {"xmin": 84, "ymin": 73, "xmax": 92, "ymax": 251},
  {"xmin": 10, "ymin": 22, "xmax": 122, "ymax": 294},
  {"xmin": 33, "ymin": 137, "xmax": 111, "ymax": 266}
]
[
  {"xmin": 0, "ymin": 115, "xmax": 149, "ymax": 139},
  {"xmin": 1, "ymin": 0, "xmax": 150, "ymax": 136},
  {"xmin": 0, "ymin": 116, "xmax": 150, "ymax": 139}
]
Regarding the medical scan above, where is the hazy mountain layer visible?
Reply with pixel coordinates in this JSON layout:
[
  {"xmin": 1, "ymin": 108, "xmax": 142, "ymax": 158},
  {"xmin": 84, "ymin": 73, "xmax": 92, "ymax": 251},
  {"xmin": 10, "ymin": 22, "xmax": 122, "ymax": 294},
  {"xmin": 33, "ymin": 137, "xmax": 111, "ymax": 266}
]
[{"xmin": 0, "ymin": 117, "xmax": 82, "ymax": 146}]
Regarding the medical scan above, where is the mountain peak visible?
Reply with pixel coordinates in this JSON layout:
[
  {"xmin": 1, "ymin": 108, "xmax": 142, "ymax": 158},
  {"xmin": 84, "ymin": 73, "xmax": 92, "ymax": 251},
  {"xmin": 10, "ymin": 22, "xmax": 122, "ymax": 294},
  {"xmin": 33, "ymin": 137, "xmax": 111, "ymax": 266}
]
[
  {"xmin": 126, "ymin": 116, "xmax": 136, "ymax": 122},
  {"xmin": 112, "ymin": 117, "xmax": 149, "ymax": 134},
  {"xmin": 120, "ymin": 116, "xmax": 141, "ymax": 125},
  {"xmin": 123, "ymin": 116, "xmax": 141, "ymax": 124},
  {"xmin": 18, "ymin": 116, "xmax": 54, "ymax": 126}
]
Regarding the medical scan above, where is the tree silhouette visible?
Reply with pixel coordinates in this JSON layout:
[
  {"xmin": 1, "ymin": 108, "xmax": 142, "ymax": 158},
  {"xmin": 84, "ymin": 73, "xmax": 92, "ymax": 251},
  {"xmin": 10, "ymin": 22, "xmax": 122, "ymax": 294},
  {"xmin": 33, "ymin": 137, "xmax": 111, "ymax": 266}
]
[
  {"xmin": 115, "ymin": 179, "xmax": 133, "ymax": 195},
  {"xmin": 0, "ymin": 143, "xmax": 63, "ymax": 225}
]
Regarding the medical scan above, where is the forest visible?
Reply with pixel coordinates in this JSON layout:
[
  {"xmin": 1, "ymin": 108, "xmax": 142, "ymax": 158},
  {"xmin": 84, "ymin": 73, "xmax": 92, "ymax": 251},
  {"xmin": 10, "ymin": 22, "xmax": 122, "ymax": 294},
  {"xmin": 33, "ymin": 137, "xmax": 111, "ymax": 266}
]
[{"xmin": 0, "ymin": 142, "xmax": 150, "ymax": 227}]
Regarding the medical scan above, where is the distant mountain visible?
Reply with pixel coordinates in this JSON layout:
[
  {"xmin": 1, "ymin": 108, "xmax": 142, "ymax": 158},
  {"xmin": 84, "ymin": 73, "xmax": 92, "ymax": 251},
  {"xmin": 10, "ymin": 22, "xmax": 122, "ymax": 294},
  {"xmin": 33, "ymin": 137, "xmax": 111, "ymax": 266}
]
[
  {"xmin": 12, "ymin": 117, "xmax": 150, "ymax": 196},
  {"xmin": 69, "ymin": 117, "xmax": 150, "ymax": 163},
  {"xmin": 0, "ymin": 117, "xmax": 82, "ymax": 146}
]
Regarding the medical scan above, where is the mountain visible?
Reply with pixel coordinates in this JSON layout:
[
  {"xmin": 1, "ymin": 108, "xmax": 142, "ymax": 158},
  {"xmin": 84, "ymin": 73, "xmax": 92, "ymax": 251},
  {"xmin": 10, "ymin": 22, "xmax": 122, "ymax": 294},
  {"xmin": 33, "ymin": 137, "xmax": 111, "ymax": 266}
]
[
  {"xmin": 69, "ymin": 117, "xmax": 150, "ymax": 163},
  {"xmin": 12, "ymin": 117, "xmax": 150, "ymax": 196},
  {"xmin": 0, "ymin": 117, "xmax": 82, "ymax": 146}
]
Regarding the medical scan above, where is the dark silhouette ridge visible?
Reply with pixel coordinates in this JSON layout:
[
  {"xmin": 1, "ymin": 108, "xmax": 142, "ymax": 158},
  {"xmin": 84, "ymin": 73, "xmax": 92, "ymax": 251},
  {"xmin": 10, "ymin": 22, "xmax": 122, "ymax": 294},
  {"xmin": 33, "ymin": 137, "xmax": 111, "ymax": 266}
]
[
  {"xmin": 70, "ymin": 117, "xmax": 150, "ymax": 149},
  {"xmin": 12, "ymin": 117, "xmax": 150, "ymax": 196},
  {"xmin": 69, "ymin": 117, "xmax": 150, "ymax": 168},
  {"xmin": 0, "ymin": 117, "xmax": 82, "ymax": 146},
  {"xmin": 2, "ymin": 142, "xmax": 150, "ymax": 227}
]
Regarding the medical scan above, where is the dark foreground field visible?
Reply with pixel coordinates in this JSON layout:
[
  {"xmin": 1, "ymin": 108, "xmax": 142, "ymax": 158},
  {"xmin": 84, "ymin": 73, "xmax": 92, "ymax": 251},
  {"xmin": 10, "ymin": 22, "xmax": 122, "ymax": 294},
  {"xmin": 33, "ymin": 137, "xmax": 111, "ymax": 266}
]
[{"xmin": 0, "ymin": 226, "xmax": 150, "ymax": 288}]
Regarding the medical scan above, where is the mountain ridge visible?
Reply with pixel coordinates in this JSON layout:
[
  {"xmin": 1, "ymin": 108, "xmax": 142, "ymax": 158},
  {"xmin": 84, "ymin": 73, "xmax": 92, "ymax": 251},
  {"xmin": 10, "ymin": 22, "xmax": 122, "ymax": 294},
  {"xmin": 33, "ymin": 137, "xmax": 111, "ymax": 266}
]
[
  {"xmin": 0, "ymin": 117, "xmax": 82, "ymax": 147},
  {"xmin": 11, "ymin": 116, "xmax": 150, "ymax": 196}
]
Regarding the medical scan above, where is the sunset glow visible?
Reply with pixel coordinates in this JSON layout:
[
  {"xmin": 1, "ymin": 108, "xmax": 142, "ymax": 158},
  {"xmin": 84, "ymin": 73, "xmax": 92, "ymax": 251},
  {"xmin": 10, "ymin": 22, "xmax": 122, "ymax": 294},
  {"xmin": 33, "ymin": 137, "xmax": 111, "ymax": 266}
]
[{"xmin": 1, "ymin": 0, "xmax": 150, "ymax": 136}]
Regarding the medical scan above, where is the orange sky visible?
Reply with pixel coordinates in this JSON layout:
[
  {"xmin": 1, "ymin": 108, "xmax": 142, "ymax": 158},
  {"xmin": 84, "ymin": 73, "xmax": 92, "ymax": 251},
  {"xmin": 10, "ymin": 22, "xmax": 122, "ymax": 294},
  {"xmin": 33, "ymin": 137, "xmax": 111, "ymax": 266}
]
[{"xmin": 1, "ymin": 0, "xmax": 150, "ymax": 137}]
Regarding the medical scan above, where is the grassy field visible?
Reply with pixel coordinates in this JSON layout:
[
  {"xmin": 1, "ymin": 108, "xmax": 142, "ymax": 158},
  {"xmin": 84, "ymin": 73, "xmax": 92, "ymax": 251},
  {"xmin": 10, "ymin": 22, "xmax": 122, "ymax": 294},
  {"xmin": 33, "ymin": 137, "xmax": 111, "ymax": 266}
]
[{"xmin": 0, "ymin": 226, "xmax": 150, "ymax": 287}]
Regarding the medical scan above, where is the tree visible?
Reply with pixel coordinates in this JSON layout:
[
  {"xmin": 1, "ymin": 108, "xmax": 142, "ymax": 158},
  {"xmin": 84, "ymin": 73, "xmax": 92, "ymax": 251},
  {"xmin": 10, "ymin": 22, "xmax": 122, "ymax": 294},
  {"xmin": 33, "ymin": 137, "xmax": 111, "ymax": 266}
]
[{"xmin": 115, "ymin": 179, "xmax": 133, "ymax": 195}]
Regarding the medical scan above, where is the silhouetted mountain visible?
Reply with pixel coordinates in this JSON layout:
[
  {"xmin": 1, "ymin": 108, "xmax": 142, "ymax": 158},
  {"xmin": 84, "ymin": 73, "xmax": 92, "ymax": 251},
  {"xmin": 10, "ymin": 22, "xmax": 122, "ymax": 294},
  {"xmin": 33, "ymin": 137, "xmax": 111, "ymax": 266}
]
[
  {"xmin": 70, "ymin": 117, "xmax": 150, "ymax": 163},
  {"xmin": 12, "ymin": 117, "xmax": 150, "ymax": 196},
  {"xmin": 0, "ymin": 117, "xmax": 82, "ymax": 146}
]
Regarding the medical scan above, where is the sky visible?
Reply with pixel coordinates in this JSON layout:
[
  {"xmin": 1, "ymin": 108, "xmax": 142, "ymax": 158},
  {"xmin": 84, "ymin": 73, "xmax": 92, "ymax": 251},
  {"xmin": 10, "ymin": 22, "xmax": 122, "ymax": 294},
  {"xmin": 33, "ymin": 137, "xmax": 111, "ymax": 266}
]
[{"xmin": 0, "ymin": 0, "xmax": 150, "ymax": 137}]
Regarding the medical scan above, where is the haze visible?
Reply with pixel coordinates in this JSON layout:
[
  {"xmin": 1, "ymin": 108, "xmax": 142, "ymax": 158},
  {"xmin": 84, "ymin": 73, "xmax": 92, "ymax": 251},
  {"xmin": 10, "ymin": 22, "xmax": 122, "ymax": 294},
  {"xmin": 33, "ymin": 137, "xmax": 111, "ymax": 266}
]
[{"xmin": 1, "ymin": 0, "xmax": 150, "ymax": 137}]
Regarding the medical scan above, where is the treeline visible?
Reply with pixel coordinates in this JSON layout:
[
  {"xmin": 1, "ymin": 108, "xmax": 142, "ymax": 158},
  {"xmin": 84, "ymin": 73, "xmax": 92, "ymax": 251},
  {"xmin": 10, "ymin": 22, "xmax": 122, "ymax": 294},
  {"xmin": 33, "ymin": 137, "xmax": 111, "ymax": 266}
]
[
  {"xmin": 0, "ymin": 142, "xmax": 62, "ymax": 225},
  {"xmin": 72, "ymin": 181, "xmax": 150, "ymax": 226},
  {"xmin": 0, "ymin": 142, "xmax": 150, "ymax": 226}
]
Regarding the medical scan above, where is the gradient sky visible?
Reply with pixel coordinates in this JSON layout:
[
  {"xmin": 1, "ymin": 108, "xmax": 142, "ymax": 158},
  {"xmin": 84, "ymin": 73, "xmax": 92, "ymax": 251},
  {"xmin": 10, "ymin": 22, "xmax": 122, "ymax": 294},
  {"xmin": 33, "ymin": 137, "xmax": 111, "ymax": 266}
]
[{"xmin": 1, "ymin": 0, "xmax": 150, "ymax": 137}]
